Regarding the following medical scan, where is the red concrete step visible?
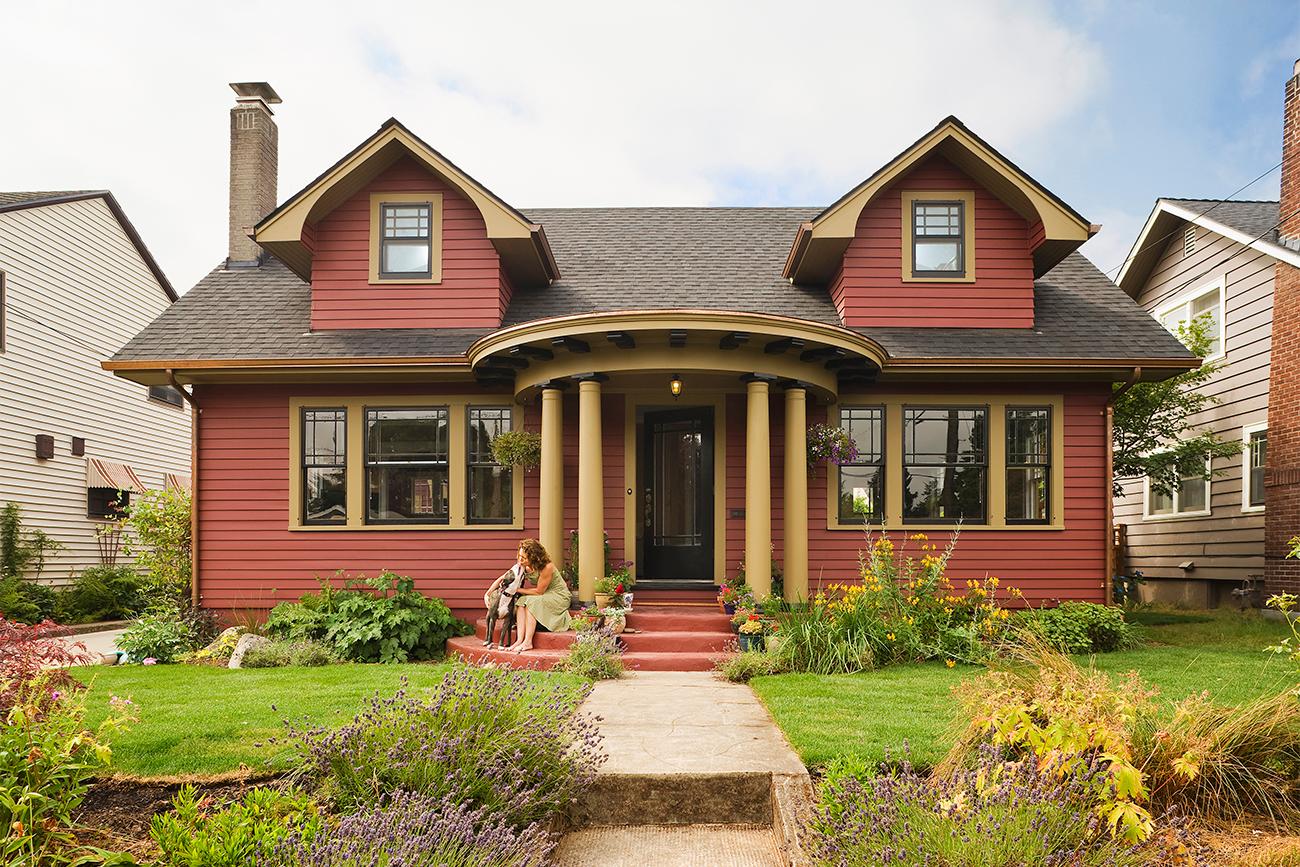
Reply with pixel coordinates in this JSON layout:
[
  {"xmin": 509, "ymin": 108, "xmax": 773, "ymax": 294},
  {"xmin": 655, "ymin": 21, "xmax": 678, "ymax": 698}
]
[
  {"xmin": 473, "ymin": 619, "xmax": 575, "ymax": 649},
  {"xmin": 623, "ymin": 651, "xmax": 723, "ymax": 672},
  {"xmin": 624, "ymin": 607, "xmax": 732, "ymax": 632},
  {"xmin": 619, "ymin": 630, "xmax": 735, "ymax": 653}
]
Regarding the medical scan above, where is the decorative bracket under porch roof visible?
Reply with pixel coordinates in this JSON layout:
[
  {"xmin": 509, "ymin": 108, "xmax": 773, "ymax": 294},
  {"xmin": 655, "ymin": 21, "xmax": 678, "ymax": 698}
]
[
  {"xmin": 252, "ymin": 118, "xmax": 559, "ymax": 287},
  {"xmin": 783, "ymin": 116, "xmax": 1098, "ymax": 284}
]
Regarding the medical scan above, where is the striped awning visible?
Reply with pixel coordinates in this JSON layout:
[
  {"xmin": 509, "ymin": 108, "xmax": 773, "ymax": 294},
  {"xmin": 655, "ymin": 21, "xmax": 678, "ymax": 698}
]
[
  {"xmin": 86, "ymin": 458, "xmax": 144, "ymax": 493},
  {"xmin": 164, "ymin": 472, "xmax": 192, "ymax": 492}
]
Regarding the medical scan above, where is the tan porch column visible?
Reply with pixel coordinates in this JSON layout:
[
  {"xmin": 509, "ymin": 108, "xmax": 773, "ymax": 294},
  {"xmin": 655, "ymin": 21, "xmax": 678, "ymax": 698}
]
[
  {"xmin": 783, "ymin": 386, "xmax": 808, "ymax": 602},
  {"xmin": 577, "ymin": 377, "xmax": 604, "ymax": 602},
  {"xmin": 539, "ymin": 387, "xmax": 565, "ymax": 568},
  {"xmin": 745, "ymin": 378, "xmax": 772, "ymax": 600}
]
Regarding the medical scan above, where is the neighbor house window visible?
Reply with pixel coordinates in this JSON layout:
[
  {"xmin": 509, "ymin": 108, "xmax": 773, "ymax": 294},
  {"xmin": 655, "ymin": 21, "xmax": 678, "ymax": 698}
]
[
  {"xmin": 302, "ymin": 408, "xmax": 347, "ymax": 524},
  {"xmin": 379, "ymin": 202, "xmax": 433, "ymax": 278},
  {"xmin": 87, "ymin": 488, "xmax": 129, "ymax": 520},
  {"xmin": 1157, "ymin": 280, "xmax": 1223, "ymax": 359},
  {"xmin": 365, "ymin": 407, "xmax": 449, "ymax": 524},
  {"xmin": 148, "ymin": 385, "xmax": 185, "ymax": 407},
  {"xmin": 1006, "ymin": 407, "xmax": 1051, "ymax": 524},
  {"xmin": 1244, "ymin": 426, "xmax": 1267, "ymax": 511},
  {"xmin": 912, "ymin": 201, "xmax": 965, "ymax": 277},
  {"xmin": 903, "ymin": 407, "xmax": 987, "ymax": 523},
  {"xmin": 837, "ymin": 406, "xmax": 885, "ymax": 523},
  {"xmin": 467, "ymin": 407, "xmax": 513, "ymax": 524},
  {"xmin": 1146, "ymin": 457, "xmax": 1211, "ymax": 518}
]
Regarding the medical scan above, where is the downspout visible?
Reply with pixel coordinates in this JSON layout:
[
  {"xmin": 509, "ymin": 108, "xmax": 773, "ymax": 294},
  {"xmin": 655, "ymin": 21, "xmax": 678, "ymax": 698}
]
[
  {"xmin": 167, "ymin": 370, "xmax": 202, "ymax": 609},
  {"xmin": 1104, "ymin": 367, "xmax": 1141, "ymax": 604}
]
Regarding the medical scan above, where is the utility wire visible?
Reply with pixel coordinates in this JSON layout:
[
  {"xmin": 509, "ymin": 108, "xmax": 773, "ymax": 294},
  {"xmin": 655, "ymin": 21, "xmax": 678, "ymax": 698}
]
[
  {"xmin": 5, "ymin": 305, "xmax": 121, "ymax": 357},
  {"xmin": 1101, "ymin": 161, "xmax": 1283, "ymax": 280},
  {"xmin": 1147, "ymin": 203, "xmax": 1300, "ymax": 304}
]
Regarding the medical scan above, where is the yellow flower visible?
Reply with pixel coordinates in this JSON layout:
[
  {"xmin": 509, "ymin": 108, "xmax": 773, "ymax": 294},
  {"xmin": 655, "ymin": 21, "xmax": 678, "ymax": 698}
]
[
  {"xmin": 908, "ymin": 533, "xmax": 929, "ymax": 542},
  {"xmin": 946, "ymin": 659, "xmax": 956, "ymax": 668},
  {"xmin": 886, "ymin": 632, "xmax": 895, "ymax": 641}
]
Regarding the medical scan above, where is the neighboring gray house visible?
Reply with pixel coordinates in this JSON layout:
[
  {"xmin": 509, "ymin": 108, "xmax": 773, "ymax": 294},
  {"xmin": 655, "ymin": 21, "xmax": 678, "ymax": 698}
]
[
  {"xmin": 0, "ymin": 192, "xmax": 192, "ymax": 585},
  {"xmin": 1115, "ymin": 198, "xmax": 1298, "ymax": 605}
]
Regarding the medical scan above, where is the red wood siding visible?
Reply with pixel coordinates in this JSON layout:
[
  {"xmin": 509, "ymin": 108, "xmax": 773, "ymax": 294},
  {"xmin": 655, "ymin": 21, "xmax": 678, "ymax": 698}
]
[
  {"xmin": 830, "ymin": 156, "xmax": 1036, "ymax": 328},
  {"xmin": 308, "ymin": 157, "xmax": 507, "ymax": 330}
]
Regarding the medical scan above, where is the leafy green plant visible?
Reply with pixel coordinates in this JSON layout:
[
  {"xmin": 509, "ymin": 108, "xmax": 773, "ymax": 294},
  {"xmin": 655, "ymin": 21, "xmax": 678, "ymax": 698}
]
[
  {"xmin": 0, "ymin": 502, "xmax": 64, "ymax": 582},
  {"xmin": 553, "ymin": 629, "xmax": 624, "ymax": 680},
  {"xmin": 488, "ymin": 429, "xmax": 542, "ymax": 470},
  {"xmin": 150, "ymin": 784, "xmax": 320, "ymax": 866},
  {"xmin": 0, "ymin": 576, "xmax": 59, "ymax": 624},
  {"xmin": 54, "ymin": 565, "xmax": 144, "ymax": 624},
  {"xmin": 120, "ymin": 487, "xmax": 192, "ymax": 604},
  {"xmin": 264, "ymin": 571, "xmax": 469, "ymax": 663},
  {"xmin": 118, "ymin": 608, "xmax": 196, "ymax": 663},
  {"xmin": 1014, "ymin": 601, "xmax": 1136, "ymax": 654},
  {"xmin": 241, "ymin": 639, "xmax": 339, "ymax": 669},
  {"xmin": 714, "ymin": 649, "xmax": 786, "ymax": 683}
]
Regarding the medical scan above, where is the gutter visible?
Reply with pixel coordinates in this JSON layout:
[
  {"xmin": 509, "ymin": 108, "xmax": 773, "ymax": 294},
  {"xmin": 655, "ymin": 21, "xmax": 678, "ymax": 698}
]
[{"xmin": 166, "ymin": 368, "xmax": 202, "ymax": 609}]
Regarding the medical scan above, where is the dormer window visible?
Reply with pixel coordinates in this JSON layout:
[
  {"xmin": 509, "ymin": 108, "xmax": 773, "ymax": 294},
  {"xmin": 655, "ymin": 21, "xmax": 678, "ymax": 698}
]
[
  {"xmin": 901, "ymin": 190, "xmax": 975, "ymax": 283},
  {"xmin": 368, "ymin": 192, "xmax": 443, "ymax": 284},
  {"xmin": 380, "ymin": 203, "xmax": 432, "ymax": 278}
]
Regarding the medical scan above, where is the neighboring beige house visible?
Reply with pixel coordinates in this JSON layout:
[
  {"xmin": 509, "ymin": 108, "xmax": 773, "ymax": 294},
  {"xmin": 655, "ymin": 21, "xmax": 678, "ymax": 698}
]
[
  {"xmin": 0, "ymin": 191, "xmax": 192, "ymax": 585},
  {"xmin": 1115, "ymin": 198, "xmax": 1296, "ymax": 605}
]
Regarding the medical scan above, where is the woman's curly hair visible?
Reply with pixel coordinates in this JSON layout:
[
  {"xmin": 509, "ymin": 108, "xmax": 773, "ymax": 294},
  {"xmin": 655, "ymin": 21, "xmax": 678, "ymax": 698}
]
[{"xmin": 517, "ymin": 538, "xmax": 551, "ymax": 571}]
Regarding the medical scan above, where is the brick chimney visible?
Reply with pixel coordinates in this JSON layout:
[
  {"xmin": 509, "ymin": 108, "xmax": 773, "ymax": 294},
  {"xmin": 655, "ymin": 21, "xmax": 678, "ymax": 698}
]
[
  {"xmin": 1265, "ymin": 59, "xmax": 1300, "ymax": 595},
  {"xmin": 226, "ymin": 82, "xmax": 281, "ymax": 268}
]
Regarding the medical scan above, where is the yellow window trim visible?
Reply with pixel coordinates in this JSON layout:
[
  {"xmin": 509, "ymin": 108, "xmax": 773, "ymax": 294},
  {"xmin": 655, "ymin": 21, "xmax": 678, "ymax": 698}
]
[
  {"xmin": 289, "ymin": 395, "xmax": 524, "ymax": 531},
  {"xmin": 901, "ymin": 190, "xmax": 976, "ymax": 284},
  {"xmin": 368, "ymin": 192, "xmax": 444, "ymax": 285},
  {"xmin": 826, "ymin": 395, "xmax": 1066, "ymax": 531}
]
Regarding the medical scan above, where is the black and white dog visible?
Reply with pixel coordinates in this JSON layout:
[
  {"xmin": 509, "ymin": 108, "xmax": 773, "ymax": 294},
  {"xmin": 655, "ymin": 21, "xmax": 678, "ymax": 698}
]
[{"xmin": 484, "ymin": 564, "xmax": 527, "ymax": 648}]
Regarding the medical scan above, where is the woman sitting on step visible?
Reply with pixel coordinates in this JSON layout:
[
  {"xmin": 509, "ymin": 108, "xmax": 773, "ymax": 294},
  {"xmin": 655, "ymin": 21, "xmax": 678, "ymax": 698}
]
[{"xmin": 507, "ymin": 538, "xmax": 571, "ymax": 653}]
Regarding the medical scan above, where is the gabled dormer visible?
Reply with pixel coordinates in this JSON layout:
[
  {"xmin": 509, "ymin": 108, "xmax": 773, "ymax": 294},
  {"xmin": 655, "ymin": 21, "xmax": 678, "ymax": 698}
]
[
  {"xmin": 253, "ymin": 118, "xmax": 558, "ymax": 330},
  {"xmin": 785, "ymin": 117, "xmax": 1097, "ymax": 328}
]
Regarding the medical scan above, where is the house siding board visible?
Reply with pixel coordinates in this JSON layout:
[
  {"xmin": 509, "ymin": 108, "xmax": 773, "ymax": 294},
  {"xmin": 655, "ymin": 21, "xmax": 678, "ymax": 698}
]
[
  {"xmin": 833, "ymin": 156, "xmax": 1036, "ymax": 329},
  {"xmin": 0, "ymin": 198, "xmax": 191, "ymax": 585},
  {"xmin": 1114, "ymin": 225, "xmax": 1272, "ymax": 584},
  {"xmin": 308, "ymin": 157, "xmax": 507, "ymax": 330}
]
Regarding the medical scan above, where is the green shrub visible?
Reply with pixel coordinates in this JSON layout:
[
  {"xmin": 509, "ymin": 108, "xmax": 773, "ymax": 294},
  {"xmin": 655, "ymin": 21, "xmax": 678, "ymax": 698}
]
[
  {"xmin": 715, "ymin": 649, "xmax": 786, "ymax": 683},
  {"xmin": 553, "ymin": 629, "xmax": 624, "ymax": 680},
  {"xmin": 54, "ymin": 565, "xmax": 144, "ymax": 624},
  {"xmin": 1015, "ymin": 601, "xmax": 1135, "ymax": 654},
  {"xmin": 0, "ymin": 576, "xmax": 58, "ymax": 624},
  {"xmin": 121, "ymin": 486, "xmax": 192, "ymax": 604},
  {"xmin": 118, "ymin": 607, "xmax": 201, "ymax": 663},
  {"xmin": 150, "ymin": 784, "xmax": 320, "ymax": 866},
  {"xmin": 265, "ymin": 571, "xmax": 469, "ymax": 663},
  {"xmin": 0, "ymin": 502, "xmax": 64, "ymax": 581},
  {"xmin": 242, "ymin": 639, "xmax": 339, "ymax": 668}
]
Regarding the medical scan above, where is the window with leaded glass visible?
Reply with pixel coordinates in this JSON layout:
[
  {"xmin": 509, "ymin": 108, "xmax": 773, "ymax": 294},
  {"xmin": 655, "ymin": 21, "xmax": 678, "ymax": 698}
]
[
  {"xmin": 1006, "ymin": 407, "xmax": 1050, "ymax": 524},
  {"xmin": 837, "ymin": 406, "xmax": 885, "ymax": 523},
  {"xmin": 467, "ymin": 407, "xmax": 513, "ymax": 524},
  {"xmin": 365, "ymin": 407, "xmax": 449, "ymax": 523},
  {"xmin": 303, "ymin": 408, "xmax": 347, "ymax": 524},
  {"xmin": 379, "ymin": 202, "xmax": 433, "ymax": 278},
  {"xmin": 912, "ymin": 201, "xmax": 965, "ymax": 276},
  {"xmin": 902, "ymin": 407, "xmax": 987, "ymax": 523}
]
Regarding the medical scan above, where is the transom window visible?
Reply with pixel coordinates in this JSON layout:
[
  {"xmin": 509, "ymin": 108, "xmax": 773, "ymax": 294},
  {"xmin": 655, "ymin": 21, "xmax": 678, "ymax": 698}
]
[
  {"xmin": 1006, "ymin": 407, "xmax": 1050, "ymax": 524},
  {"xmin": 467, "ymin": 407, "xmax": 513, "ymax": 524},
  {"xmin": 365, "ymin": 407, "xmax": 449, "ymax": 524},
  {"xmin": 379, "ymin": 202, "xmax": 433, "ymax": 278},
  {"xmin": 302, "ymin": 408, "xmax": 347, "ymax": 524},
  {"xmin": 911, "ymin": 201, "xmax": 965, "ymax": 276},
  {"xmin": 902, "ymin": 407, "xmax": 987, "ymax": 523},
  {"xmin": 1157, "ymin": 282, "xmax": 1223, "ymax": 359},
  {"xmin": 837, "ymin": 406, "xmax": 885, "ymax": 523},
  {"xmin": 1146, "ymin": 457, "xmax": 1211, "ymax": 518},
  {"xmin": 1245, "ymin": 427, "xmax": 1267, "ymax": 511}
]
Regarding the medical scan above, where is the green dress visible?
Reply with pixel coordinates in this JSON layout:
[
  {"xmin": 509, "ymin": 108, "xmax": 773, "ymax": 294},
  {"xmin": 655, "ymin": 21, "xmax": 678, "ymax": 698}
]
[{"xmin": 517, "ymin": 568, "xmax": 572, "ymax": 632}]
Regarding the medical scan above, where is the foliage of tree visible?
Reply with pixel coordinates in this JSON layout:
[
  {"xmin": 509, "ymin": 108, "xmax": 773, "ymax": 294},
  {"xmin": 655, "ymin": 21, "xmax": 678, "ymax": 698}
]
[
  {"xmin": 1112, "ymin": 315, "xmax": 1240, "ymax": 497},
  {"xmin": 121, "ymin": 487, "xmax": 192, "ymax": 603},
  {"xmin": 0, "ymin": 502, "xmax": 64, "ymax": 580}
]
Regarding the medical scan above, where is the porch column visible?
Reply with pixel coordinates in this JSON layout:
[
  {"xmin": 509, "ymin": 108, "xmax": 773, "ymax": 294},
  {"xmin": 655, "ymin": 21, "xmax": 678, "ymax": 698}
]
[
  {"xmin": 577, "ymin": 377, "xmax": 604, "ymax": 602},
  {"xmin": 539, "ymin": 387, "xmax": 565, "ymax": 569},
  {"xmin": 745, "ymin": 378, "xmax": 772, "ymax": 600},
  {"xmin": 783, "ymin": 386, "xmax": 808, "ymax": 602}
]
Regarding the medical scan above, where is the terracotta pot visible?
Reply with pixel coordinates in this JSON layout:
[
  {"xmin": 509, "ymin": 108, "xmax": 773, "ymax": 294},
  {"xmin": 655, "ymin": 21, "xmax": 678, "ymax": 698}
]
[{"xmin": 594, "ymin": 593, "xmax": 611, "ymax": 609}]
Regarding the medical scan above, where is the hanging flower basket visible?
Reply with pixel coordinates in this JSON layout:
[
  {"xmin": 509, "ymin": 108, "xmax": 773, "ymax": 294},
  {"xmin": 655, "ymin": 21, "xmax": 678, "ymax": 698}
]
[
  {"xmin": 489, "ymin": 430, "xmax": 542, "ymax": 470},
  {"xmin": 806, "ymin": 424, "xmax": 858, "ymax": 475}
]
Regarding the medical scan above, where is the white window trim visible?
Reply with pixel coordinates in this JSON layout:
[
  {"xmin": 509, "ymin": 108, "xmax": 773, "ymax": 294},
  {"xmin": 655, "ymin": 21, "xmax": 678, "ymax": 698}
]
[
  {"xmin": 1152, "ymin": 275, "xmax": 1227, "ymax": 363},
  {"xmin": 1142, "ymin": 454, "xmax": 1213, "ymax": 521},
  {"xmin": 1242, "ymin": 422, "xmax": 1267, "ymax": 514}
]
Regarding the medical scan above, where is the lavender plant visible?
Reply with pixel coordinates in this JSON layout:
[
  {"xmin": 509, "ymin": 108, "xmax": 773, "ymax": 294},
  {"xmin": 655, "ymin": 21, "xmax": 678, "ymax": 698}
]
[
  {"xmin": 279, "ymin": 665, "xmax": 604, "ymax": 826},
  {"xmin": 553, "ymin": 628, "xmax": 624, "ymax": 680},
  {"xmin": 262, "ymin": 790, "xmax": 554, "ymax": 867}
]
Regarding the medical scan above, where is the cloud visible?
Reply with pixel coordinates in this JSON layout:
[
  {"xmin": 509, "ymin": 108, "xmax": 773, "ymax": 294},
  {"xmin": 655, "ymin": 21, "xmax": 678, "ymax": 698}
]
[{"xmin": 1, "ymin": 0, "xmax": 1103, "ymax": 292}]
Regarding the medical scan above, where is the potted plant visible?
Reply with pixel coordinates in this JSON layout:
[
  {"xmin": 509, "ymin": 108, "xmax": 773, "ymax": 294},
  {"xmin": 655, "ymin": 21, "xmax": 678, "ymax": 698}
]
[
  {"xmin": 738, "ymin": 615, "xmax": 766, "ymax": 652},
  {"xmin": 608, "ymin": 560, "xmax": 634, "ymax": 609},
  {"xmin": 806, "ymin": 423, "xmax": 858, "ymax": 476},
  {"xmin": 593, "ymin": 575, "xmax": 626, "ymax": 610},
  {"xmin": 601, "ymin": 607, "xmax": 627, "ymax": 635},
  {"xmin": 729, "ymin": 609, "xmax": 750, "ymax": 634},
  {"xmin": 489, "ymin": 430, "xmax": 542, "ymax": 471},
  {"xmin": 573, "ymin": 604, "xmax": 603, "ymax": 632},
  {"xmin": 719, "ymin": 583, "xmax": 753, "ymax": 616}
]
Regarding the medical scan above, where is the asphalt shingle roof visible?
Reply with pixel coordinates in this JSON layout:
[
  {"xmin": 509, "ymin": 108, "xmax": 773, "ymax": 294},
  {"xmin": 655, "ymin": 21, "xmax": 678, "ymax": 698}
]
[
  {"xmin": 111, "ymin": 207, "xmax": 1193, "ymax": 364},
  {"xmin": 0, "ymin": 191, "xmax": 102, "ymax": 208},
  {"xmin": 1164, "ymin": 198, "xmax": 1280, "ymax": 244}
]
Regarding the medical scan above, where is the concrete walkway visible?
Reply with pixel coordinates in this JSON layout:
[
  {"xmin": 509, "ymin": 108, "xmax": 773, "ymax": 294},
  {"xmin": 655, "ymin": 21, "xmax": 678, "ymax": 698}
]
[
  {"xmin": 558, "ymin": 671, "xmax": 811, "ymax": 866},
  {"xmin": 56, "ymin": 628, "xmax": 126, "ymax": 661}
]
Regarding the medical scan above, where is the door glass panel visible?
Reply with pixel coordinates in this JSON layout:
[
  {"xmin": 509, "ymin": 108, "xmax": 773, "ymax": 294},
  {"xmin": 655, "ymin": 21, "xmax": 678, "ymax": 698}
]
[{"xmin": 653, "ymin": 419, "xmax": 702, "ymax": 547}]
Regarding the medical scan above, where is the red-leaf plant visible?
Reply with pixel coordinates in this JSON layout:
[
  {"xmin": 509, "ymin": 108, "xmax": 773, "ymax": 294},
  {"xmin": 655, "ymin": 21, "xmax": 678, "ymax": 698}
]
[{"xmin": 0, "ymin": 617, "xmax": 92, "ymax": 714}]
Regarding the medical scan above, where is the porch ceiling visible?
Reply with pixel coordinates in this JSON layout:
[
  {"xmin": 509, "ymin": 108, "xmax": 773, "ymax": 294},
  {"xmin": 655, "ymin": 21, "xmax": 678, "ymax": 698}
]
[{"xmin": 466, "ymin": 310, "xmax": 886, "ymax": 401}]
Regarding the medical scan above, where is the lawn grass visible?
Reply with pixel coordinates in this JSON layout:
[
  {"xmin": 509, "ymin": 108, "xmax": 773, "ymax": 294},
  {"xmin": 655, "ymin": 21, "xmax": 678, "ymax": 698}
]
[
  {"xmin": 751, "ymin": 607, "xmax": 1297, "ymax": 771},
  {"xmin": 77, "ymin": 663, "xmax": 459, "ymax": 778}
]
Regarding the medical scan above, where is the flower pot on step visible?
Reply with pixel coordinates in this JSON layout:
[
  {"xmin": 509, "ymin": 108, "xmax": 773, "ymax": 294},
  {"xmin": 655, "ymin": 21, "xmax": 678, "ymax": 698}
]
[
  {"xmin": 738, "ymin": 633, "xmax": 765, "ymax": 652},
  {"xmin": 594, "ymin": 593, "xmax": 612, "ymax": 609},
  {"xmin": 723, "ymin": 602, "xmax": 736, "ymax": 615}
]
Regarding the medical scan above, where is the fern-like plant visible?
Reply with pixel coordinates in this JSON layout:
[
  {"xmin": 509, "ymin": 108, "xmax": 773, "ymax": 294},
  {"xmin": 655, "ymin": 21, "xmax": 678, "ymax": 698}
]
[{"xmin": 490, "ymin": 429, "xmax": 542, "ymax": 470}]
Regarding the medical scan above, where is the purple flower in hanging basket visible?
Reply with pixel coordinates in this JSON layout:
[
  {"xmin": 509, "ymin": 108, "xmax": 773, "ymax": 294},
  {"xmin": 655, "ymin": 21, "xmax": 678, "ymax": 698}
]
[{"xmin": 807, "ymin": 423, "xmax": 859, "ymax": 468}]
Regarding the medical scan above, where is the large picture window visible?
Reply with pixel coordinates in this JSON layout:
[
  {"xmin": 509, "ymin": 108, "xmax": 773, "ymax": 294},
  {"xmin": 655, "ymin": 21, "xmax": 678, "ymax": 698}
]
[
  {"xmin": 902, "ymin": 407, "xmax": 987, "ymax": 523},
  {"xmin": 365, "ymin": 407, "xmax": 449, "ymax": 524},
  {"xmin": 837, "ymin": 406, "xmax": 885, "ymax": 523},
  {"xmin": 302, "ymin": 408, "xmax": 347, "ymax": 524},
  {"xmin": 467, "ymin": 407, "xmax": 513, "ymax": 524},
  {"xmin": 1006, "ymin": 407, "xmax": 1050, "ymax": 524}
]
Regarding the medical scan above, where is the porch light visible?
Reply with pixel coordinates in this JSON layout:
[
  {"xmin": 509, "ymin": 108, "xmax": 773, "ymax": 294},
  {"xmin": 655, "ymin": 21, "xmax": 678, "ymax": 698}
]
[{"xmin": 669, "ymin": 373, "xmax": 684, "ymax": 399}]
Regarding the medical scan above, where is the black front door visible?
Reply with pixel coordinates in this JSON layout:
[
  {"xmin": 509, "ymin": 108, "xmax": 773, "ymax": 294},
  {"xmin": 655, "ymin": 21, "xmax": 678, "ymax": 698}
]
[{"xmin": 641, "ymin": 407, "xmax": 714, "ymax": 580}]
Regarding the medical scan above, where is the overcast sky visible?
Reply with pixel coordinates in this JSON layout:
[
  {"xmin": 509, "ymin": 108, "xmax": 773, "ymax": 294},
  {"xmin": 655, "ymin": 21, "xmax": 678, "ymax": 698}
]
[{"xmin": 4, "ymin": 1, "xmax": 1299, "ymax": 293}]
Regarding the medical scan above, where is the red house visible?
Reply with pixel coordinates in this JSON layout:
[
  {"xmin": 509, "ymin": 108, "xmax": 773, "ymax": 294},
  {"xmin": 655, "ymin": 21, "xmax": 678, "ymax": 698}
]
[{"xmin": 108, "ymin": 83, "xmax": 1195, "ymax": 634}]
